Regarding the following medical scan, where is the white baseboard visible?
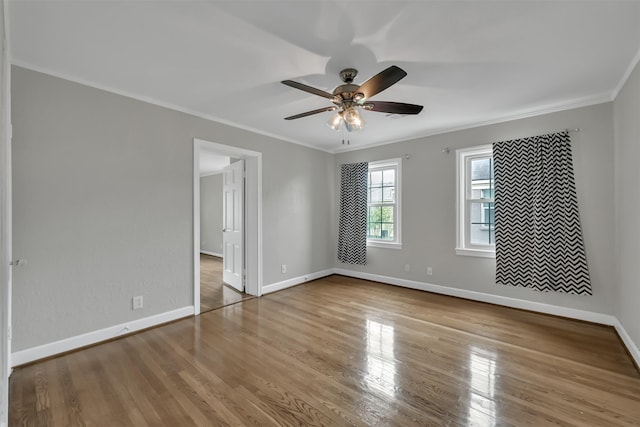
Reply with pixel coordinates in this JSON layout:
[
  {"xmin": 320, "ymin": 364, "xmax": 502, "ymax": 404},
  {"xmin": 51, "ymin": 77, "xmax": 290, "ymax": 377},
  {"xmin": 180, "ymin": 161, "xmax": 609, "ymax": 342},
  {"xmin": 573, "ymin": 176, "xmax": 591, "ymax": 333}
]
[
  {"xmin": 333, "ymin": 269, "xmax": 617, "ymax": 326},
  {"xmin": 11, "ymin": 306, "xmax": 194, "ymax": 367},
  {"xmin": 200, "ymin": 250, "xmax": 222, "ymax": 258},
  {"xmin": 262, "ymin": 269, "xmax": 334, "ymax": 295},
  {"xmin": 9, "ymin": 271, "xmax": 639, "ymax": 372},
  {"xmin": 613, "ymin": 319, "xmax": 640, "ymax": 369}
]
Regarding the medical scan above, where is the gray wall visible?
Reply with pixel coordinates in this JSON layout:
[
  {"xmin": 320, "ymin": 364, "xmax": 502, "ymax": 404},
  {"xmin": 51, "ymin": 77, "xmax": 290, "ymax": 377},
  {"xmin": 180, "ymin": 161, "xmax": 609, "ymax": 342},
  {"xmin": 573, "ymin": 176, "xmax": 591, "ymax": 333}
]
[
  {"xmin": 200, "ymin": 173, "xmax": 223, "ymax": 255},
  {"xmin": 614, "ymin": 60, "xmax": 640, "ymax": 349},
  {"xmin": 11, "ymin": 62, "xmax": 634, "ymax": 356},
  {"xmin": 334, "ymin": 103, "xmax": 616, "ymax": 315},
  {"xmin": 11, "ymin": 66, "xmax": 335, "ymax": 351}
]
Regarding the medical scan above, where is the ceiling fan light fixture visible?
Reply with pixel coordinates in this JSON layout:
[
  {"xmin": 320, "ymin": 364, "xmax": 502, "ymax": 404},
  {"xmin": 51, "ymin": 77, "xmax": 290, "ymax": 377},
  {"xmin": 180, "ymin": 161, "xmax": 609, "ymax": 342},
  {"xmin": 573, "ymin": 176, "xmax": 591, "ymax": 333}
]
[
  {"xmin": 327, "ymin": 112, "xmax": 343, "ymax": 131},
  {"xmin": 342, "ymin": 106, "xmax": 363, "ymax": 125},
  {"xmin": 343, "ymin": 107, "xmax": 365, "ymax": 132},
  {"xmin": 353, "ymin": 92, "xmax": 365, "ymax": 102}
]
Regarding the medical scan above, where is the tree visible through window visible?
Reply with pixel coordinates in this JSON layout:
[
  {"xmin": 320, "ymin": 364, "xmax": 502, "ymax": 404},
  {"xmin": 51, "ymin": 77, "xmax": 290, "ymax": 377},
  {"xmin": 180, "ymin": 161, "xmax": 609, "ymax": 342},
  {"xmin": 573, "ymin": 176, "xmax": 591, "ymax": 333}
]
[{"xmin": 367, "ymin": 159, "xmax": 401, "ymax": 246}]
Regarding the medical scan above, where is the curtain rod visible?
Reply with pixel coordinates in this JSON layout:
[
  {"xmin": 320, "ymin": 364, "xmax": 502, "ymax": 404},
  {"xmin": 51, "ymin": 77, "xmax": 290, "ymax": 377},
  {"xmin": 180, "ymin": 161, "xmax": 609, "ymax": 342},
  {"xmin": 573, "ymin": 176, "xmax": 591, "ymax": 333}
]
[{"xmin": 439, "ymin": 128, "xmax": 583, "ymax": 154}]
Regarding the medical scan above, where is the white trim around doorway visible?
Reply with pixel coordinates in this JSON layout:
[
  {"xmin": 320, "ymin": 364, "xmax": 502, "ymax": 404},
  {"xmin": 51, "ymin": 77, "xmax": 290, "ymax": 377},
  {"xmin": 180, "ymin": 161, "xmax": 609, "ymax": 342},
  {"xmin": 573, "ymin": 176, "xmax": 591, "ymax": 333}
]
[
  {"xmin": 193, "ymin": 139, "xmax": 263, "ymax": 316},
  {"xmin": 1, "ymin": 3, "xmax": 12, "ymax": 424}
]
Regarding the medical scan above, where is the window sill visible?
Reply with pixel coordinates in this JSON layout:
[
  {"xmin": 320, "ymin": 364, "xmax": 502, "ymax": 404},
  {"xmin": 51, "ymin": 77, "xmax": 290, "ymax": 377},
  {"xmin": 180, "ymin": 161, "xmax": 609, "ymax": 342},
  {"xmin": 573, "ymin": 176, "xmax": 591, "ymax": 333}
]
[
  {"xmin": 455, "ymin": 248, "xmax": 495, "ymax": 258},
  {"xmin": 367, "ymin": 241, "xmax": 403, "ymax": 250}
]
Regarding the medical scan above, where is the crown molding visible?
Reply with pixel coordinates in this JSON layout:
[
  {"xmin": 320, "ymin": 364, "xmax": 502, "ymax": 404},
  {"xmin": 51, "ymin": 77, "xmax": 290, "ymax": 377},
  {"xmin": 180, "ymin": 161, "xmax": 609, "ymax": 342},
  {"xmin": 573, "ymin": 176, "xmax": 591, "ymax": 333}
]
[
  {"xmin": 10, "ymin": 60, "xmax": 334, "ymax": 154},
  {"xmin": 9, "ymin": 60, "xmax": 622, "ymax": 156},
  {"xmin": 612, "ymin": 46, "xmax": 640, "ymax": 100},
  {"xmin": 331, "ymin": 92, "xmax": 612, "ymax": 154}
]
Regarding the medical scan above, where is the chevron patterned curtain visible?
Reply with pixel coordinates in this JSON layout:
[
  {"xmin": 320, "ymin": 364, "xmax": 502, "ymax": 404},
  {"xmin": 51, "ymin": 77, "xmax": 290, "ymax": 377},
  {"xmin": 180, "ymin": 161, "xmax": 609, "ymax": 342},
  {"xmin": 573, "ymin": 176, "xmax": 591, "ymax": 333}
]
[
  {"xmin": 338, "ymin": 162, "xmax": 368, "ymax": 265},
  {"xmin": 493, "ymin": 131, "xmax": 592, "ymax": 295}
]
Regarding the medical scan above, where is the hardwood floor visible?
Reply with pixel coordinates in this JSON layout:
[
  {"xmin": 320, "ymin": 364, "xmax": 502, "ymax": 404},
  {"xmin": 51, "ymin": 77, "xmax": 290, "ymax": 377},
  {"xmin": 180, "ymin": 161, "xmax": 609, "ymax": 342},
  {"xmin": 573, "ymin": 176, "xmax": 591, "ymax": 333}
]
[
  {"xmin": 9, "ymin": 275, "xmax": 640, "ymax": 426},
  {"xmin": 200, "ymin": 253, "xmax": 253, "ymax": 313}
]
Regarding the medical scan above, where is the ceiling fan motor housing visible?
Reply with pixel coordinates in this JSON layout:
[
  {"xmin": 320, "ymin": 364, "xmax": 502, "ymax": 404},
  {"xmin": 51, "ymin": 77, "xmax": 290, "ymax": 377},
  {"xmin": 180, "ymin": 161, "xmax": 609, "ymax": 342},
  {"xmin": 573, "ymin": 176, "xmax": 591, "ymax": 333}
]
[
  {"xmin": 339, "ymin": 68, "xmax": 358, "ymax": 83},
  {"xmin": 332, "ymin": 83, "xmax": 359, "ymax": 106}
]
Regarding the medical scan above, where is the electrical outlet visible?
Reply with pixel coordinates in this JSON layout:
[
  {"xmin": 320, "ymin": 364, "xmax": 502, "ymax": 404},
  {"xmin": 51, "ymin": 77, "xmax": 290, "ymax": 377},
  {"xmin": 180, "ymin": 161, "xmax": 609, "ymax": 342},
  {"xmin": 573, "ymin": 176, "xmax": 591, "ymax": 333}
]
[
  {"xmin": 404, "ymin": 264, "xmax": 410, "ymax": 272},
  {"xmin": 281, "ymin": 264, "xmax": 287, "ymax": 274},
  {"xmin": 132, "ymin": 296, "xmax": 143, "ymax": 310},
  {"xmin": 427, "ymin": 267, "xmax": 433, "ymax": 275}
]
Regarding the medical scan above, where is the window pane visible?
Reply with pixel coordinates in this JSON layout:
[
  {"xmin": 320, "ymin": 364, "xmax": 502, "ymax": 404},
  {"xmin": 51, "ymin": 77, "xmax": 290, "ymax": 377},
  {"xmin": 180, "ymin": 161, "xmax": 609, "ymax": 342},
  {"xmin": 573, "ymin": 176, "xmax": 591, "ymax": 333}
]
[
  {"xmin": 470, "ymin": 223, "xmax": 495, "ymax": 245},
  {"xmin": 469, "ymin": 157, "xmax": 494, "ymax": 201},
  {"xmin": 470, "ymin": 202, "xmax": 482, "ymax": 223},
  {"xmin": 369, "ymin": 207, "xmax": 382, "ymax": 239},
  {"xmin": 370, "ymin": 170, "xmax": 382, "ymax": 186},
  {"xmin": 381, "ymin": 223, "xmax": 394, "ymax": 240},
  {"xmin": 470, "ymin": 158, "xmax": 491, "ymax": 181},
  {"xmin": 382, "ymin": 169, "xmax": 395, "ymax": 186},
  {"xmin": 369, "ymin": 206, "xmax": 381, "ymax": 223},
  {"xmin": 368, "ymin": 206, "xmax": 381, "ymax": 239},
  {"xmin": 481, "ymin": 189, "xmax": 494, "ymax": 199},
  {"xmin": 483, "ymin": 202, "xmax": 495, "ymax": 225},
  {"xmin": 470, "ymin": 202, "xmax": 494, "ymax": 245},
  {"xmin": 382, "ymin": 187, "xmax": 395, "ymax": 203},
  {"xmin": 381, "ymin": 206, "xmax": 393, "ymax": 222},
  {"xmin": 370, "ymin": 187, "xmax": 382, "ymax": 203}
]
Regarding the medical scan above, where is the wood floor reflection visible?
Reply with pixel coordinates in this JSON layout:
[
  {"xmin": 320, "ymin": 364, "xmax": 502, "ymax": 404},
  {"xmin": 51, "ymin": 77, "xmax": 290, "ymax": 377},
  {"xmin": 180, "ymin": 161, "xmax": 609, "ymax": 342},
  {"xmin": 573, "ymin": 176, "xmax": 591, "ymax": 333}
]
[
  {"xmin": 10, "ymin": 275, "xmax": 640, "ymax": 426},
  {"xmin": 200, "ymin": 253, "xmax": 252, "ymax": 313}
]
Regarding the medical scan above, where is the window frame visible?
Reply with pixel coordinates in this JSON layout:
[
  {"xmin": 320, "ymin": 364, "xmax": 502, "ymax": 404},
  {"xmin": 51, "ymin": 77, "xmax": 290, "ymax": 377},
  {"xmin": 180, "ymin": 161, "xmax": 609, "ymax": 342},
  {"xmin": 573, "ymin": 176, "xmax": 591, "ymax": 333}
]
[
  {"xmin": 455, "ymin": 145, "xmax": 495, "ymax": 258},
  {"xmin": 367, "ymin": 158, "xmax": 402, "ymax": 249}
]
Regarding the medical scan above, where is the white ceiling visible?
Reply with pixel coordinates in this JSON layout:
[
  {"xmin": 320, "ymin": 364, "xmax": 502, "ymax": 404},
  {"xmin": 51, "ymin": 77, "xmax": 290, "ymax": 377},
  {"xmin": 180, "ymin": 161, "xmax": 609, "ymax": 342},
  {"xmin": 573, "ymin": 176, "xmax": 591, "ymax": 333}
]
[{"xmin": 8, "ymin": 1, "xmax": 640, "ymax": 153}]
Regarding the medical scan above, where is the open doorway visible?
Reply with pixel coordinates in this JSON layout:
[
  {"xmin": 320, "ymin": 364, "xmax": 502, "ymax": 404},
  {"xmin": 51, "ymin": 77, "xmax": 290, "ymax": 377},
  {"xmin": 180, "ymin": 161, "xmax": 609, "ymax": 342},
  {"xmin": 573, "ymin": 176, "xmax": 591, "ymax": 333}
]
[
  {"xmin": 198, "ymin": 155, "xmax": 250, "ymax": 313},
  {"xmin": 193, "ymin": 139, "xmax": 262, "ymax": 315}
]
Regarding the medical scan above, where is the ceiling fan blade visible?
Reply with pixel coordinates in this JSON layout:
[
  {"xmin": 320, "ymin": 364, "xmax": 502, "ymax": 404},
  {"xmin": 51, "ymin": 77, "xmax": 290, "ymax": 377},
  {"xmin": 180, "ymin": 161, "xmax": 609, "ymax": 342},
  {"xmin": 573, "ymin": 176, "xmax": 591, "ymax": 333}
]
[
  {"xmin": 284, "ymin": 106, "xmax": 337, "ymax": 120},
  {"xmin": 356, "ymin": 66, "xmax": 407, "ymax": 100},
  {"xmin": 364, "ymin": 101, "xmax": 423, "ymax": 115},
  {"xmin": 281, "ymin": 80, "xmax": 335, "ymax": 100}
]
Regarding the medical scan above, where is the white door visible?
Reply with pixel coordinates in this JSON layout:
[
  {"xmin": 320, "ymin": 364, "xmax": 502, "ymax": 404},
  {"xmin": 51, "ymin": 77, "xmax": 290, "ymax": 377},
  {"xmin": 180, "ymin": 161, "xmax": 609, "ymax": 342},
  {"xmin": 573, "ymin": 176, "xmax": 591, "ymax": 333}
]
[{"xmin": 222, "ymin": 160, "xmax": 244, "ymax": 292}]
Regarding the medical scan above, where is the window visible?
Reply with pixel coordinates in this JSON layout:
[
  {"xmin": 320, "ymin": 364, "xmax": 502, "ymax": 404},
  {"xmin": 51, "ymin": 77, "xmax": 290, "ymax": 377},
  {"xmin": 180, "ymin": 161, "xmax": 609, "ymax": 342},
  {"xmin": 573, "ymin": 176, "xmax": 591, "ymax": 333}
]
[
  {"xmin": 456, "ymin": 145, "xmax": 495, "ymax": 257},
  {"xmin": 367, "ymin": 159, "xmax": 401, "ymax": 248}
]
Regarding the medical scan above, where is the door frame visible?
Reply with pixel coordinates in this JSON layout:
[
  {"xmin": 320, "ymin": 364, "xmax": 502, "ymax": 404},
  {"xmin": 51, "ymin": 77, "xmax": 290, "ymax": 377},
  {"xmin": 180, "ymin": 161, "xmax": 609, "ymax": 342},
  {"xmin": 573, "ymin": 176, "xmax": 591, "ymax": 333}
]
[
  {"xmin": 1, "ymin": 2, "xmax": 11, "ymax": 424},
  {"xmin": 193, "ymin": 138, "xmax": 262, "ymax": 315}
]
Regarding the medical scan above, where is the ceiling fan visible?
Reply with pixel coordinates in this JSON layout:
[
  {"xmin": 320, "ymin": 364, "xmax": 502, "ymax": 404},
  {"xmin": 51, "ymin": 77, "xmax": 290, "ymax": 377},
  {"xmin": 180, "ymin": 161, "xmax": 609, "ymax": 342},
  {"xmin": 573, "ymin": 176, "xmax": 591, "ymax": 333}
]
[{"xmin": 282, "ymin": 65, "xmax": 423, "ymax": 132}]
